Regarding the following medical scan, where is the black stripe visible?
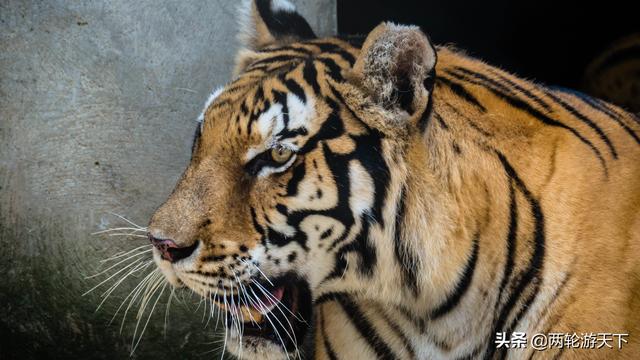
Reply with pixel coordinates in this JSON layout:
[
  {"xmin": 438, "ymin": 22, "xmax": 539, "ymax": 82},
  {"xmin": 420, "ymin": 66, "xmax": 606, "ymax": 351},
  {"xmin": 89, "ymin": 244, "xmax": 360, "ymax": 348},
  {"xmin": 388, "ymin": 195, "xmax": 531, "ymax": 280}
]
[
  {"xmin": 317, "ymin": 57, "xmax": 345, "ymax": 81},
  {"xmin": 532, "ymin": 271, "xmax": 572, "ymax": 335},
  {"xmin": 484, "ymin": 68, "xmax": 552, "ymax": 112},
  {"xmin": 248, "ymin": 54, "xmax": 306, "ymax": 69},
  {"xmin": 436, "ymin": 77, "xmax": 487, "ymax": 112},
  {"xmin": 494, "ymin": 182, "xmax": 518, "ymax": 312},
  {"xmin": 544, "ymin": 90, "xmax": 618, "ymax": 159},
  {"xmin": 418, "ymin": 70, "xmax": 436, "ymax": 131},
  {"xmin": 486, "ymin": 151, "xmax": 546, "ymax": 360},
  {"xmin": 258, "ymin": 44, "xmax": 313, "ymax": 54},
  {"xmin": 560, "ymin": 89, "xmax": 640, "ymax": 146},
  {"xmin": 442, "ymin": 101, "xmax": 493, "ymax": 137},
  {"xmin": 433, "ymin": 112, "xmax": 449, "ymax": 130},
  {"xmin": 443, "ymin": 71, "xmax": 608, "ymax": 174},
  {"xmin": 393, "ymin": 187, "xmax": 420, "ymax": 297},
  {"xmin": 303, "ymin": 60, "xmax": 321, "ymax": 94},
  {"xmin": 250, "ymin": 207, "xmax": 266, "ymax": 244},
  {"xmin": 319, "ymin": 308, "xmax": 339, "ymax": 360},
  {"xmin": 283, "ymin": 77, "xmax": 307, "ymax": 103},
  {"xmin": 314, "ymin": 291, "xmax": 348, "ymax": 305},
  {"xmin": 430, "ymin": 231, "xmax": 480, "ymax": 319},
  {"xmin": 452, "ymin": 67, "xmax": 519, "ymax": 100},
  {"xmin": 190, "ymin": 122, "xmax": 201, "ymax": 157},
  {"xmin": 335, "ymin": 294, "xmax": 398, "ymax": 360},
  {"xmin": 309, "ymin": 41, "xmax": 357, "ymax": 65},
  {"xmin": 285, "ymin": 157, "xmax": 306, "ymax": 196},
  {"xmin": 376, "ymin": 306, "xmax": 417, "ymax": 360}
]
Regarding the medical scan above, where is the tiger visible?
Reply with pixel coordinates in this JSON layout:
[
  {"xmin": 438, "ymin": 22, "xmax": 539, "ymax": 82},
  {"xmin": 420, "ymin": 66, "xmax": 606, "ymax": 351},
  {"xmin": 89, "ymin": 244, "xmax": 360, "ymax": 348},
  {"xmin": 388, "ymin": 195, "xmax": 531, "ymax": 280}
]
[{"xmin": 145, "ymin": 0, "xmax": 640, "ymax": 359}]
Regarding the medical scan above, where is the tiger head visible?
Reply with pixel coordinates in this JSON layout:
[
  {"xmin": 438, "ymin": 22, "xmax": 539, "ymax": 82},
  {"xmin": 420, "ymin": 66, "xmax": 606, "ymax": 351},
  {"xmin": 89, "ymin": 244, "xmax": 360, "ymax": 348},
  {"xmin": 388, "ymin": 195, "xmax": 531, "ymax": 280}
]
[{"xmin": 147, "ymin": 0, "xmax": 437, "ymax": 358}]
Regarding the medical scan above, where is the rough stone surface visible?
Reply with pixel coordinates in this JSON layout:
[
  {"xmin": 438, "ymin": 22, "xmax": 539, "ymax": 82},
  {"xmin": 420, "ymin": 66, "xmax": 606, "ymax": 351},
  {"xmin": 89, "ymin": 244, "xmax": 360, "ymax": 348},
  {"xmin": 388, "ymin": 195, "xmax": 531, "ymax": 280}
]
[{"xmin": 0, "ymin": 1, "xmax": 335, "ymax": 358}]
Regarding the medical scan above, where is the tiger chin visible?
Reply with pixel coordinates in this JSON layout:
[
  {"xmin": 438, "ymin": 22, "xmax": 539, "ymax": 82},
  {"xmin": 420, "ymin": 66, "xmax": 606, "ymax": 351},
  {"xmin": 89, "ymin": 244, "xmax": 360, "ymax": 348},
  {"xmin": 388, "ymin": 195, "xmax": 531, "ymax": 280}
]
[{"xmin": 146, "ymin": 0, "xmax": 640, "ymax": 359}]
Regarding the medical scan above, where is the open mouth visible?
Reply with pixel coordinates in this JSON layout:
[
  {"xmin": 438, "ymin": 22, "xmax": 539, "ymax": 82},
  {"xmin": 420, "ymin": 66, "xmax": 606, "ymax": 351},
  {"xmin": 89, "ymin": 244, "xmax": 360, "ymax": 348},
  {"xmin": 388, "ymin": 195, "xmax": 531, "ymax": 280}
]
[{"xmin": 213, "ymin": 275, "xmax": 312, "ymax": 351}]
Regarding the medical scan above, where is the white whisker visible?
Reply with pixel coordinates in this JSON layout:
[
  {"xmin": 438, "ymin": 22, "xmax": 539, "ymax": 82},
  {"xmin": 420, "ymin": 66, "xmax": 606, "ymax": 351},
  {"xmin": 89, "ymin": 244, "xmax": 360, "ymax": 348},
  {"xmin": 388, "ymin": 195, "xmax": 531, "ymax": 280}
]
[{"xmin": 85, "ymin": 250, "xmax": 150, "ymax": 280}]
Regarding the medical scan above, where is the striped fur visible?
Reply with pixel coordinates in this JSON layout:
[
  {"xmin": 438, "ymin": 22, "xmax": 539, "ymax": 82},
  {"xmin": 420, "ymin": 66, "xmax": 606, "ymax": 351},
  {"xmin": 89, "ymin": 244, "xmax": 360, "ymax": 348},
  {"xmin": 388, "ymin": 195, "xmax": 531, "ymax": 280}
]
[{"xmin": 147, "ymin": 1, "xmax": 640, "ymax": 359}]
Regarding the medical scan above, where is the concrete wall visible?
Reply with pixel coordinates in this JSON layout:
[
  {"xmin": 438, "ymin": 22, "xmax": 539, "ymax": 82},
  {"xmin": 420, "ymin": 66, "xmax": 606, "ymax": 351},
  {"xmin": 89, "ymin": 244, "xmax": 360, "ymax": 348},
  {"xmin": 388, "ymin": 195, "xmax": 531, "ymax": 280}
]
[{"xmin": 0, "ymin": 1, "xmax": 336, "ymax": 358}]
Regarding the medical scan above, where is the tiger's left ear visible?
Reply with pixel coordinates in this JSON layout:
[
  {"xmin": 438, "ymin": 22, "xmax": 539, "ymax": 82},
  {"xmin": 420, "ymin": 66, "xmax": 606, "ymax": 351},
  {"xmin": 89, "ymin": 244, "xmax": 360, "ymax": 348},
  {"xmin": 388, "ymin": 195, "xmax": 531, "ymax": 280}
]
[
  {"xmin": 235, "ymin": 0, "xmax": 316, "ymax": 72},
  {"xmin": 349, "ymin": 23, "xmax": 437, "ymax": 122}
]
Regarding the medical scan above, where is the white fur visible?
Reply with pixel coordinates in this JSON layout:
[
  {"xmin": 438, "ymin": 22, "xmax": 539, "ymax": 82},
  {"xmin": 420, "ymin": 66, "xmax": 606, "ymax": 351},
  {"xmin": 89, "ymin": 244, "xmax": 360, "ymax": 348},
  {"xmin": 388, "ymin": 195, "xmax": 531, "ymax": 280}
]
[
  {"xmin": 196, "ymin": 86, "xmax": 224, "ymax": 123},
  {"xmin": 348, "ymin": 161, "xmax": 375, "ymax": 216},
  {"xmin": 257, "ymin": 103, "xmax": 285, "ymax": 138},
  {"xmin": 270, "ymin": 0, "xmax": 296, "ymax": 13},
  {"xmin": 286, "ymin": 92, "xmax": 313, "ymax": 131}
]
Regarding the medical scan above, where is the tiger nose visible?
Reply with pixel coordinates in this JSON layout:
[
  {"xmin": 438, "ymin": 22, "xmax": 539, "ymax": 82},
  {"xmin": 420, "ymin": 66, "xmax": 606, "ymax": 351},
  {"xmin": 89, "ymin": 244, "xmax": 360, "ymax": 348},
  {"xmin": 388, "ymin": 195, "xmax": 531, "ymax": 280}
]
[{"xmin": 148, "ymin": 233, "xmax": 199, "ymax": 263}]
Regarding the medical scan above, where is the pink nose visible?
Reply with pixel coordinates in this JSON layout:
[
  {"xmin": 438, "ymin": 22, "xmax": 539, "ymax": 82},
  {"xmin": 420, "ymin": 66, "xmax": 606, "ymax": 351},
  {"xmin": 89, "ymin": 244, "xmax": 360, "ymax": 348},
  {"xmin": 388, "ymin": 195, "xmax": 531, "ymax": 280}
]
[{"xmin": 148, "ymin": 234, "xmax": 198, "ymax": 263}]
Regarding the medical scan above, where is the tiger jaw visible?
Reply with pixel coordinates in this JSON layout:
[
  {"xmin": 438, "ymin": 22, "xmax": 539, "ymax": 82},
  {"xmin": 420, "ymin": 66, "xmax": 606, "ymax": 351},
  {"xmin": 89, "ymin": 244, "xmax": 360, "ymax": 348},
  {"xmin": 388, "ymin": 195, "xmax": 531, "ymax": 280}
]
[
  {"xmin": 217, "ymin": 276, "xmax": 312, "ymax": 353},
  {"xmin": 153, "ymin": 245, "xmax": 312, "ymax": 354}
]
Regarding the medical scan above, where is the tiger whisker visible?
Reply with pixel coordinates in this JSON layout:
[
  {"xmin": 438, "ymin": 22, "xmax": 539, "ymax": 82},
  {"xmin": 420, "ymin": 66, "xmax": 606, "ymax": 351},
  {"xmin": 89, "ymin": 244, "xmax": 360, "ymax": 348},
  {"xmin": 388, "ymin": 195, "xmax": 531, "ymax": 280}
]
[
  {"xmin": 163, "ymin": 286, "xmax": 175, "ymax": 338},
  {"xmin": 85, "ymin": 250, "xmax": 150, "ymax": 280},
  {"xmin": 95, "ymin": 260, "xmax": 152, "ymax": 313},
  {"xmin": 92, "ymin": 227, "xmax": 148, "ymax": 235},
  {"xmin": 131, "ymin": 280, "xmax": 167, "ymax": 355},
  {"xmin": 108, "ymin": 212, "xmax": 146, "ymax": 229},
  {"xmin": 106, "ymin": 233, "xmax": 148, "ymax": 238},
  {"xmin": 220, "ymin": 289, "xmax": 229, "ymax": 360},
  {"xmin": 241, "ymin": 259, "xmax": 274, "ymax": 286},
  {"xmin": 105, "ymin": 261, "xmax": 154, "ymax": 326},
  {"xmin": 99, "ymin": 244, "xmax": 152, "ymax": 263},
  {"xmin": 232, "ymin": 271, "xmax": 261, "ymax": 327},
  {"xmin": 117, "ymin": 269, "xmax": 161, "ymax": 332},
  {"xmin": 83, "ymin": 256, "xmax": 147, "ymax": 296},
  {"xmin": 250, "ymin": 279, "xmax": 305, "ymax": 323},
  {"xmin": 249, "ymin": 285, "xmax": 298, "ymax": 354}
]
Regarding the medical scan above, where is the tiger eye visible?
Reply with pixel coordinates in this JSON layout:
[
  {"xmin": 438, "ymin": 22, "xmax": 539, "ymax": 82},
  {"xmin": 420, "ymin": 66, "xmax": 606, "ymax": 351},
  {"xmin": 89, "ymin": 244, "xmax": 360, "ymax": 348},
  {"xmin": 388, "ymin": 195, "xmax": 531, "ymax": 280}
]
[{"xmin": 270, "ymin": 147, "xmax": 293, "ymax": 164}]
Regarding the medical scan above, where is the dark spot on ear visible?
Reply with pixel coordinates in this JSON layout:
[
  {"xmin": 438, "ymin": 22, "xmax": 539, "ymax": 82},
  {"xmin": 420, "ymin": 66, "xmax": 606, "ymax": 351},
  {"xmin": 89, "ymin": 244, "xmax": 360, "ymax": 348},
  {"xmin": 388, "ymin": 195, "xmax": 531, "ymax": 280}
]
[
  {"xmin": 452, "ymin": 142, "xmax": 461, "ymax": 155},
  {"xmin": 274, "ymin": 258, "xmax": 280, "ymax": 265},
  {"xmin": 316, "ymin": 189, "xmax": 322, "ymax": 198},
  {"xmin": 394, "ymin": 76, "xmax": 415, "ymax": 114},
  {"xmin": 239, "ymin": 245, "xmax": 248, "ymax": 253},
  {"xmin": 287, "ymin": 252, "xmax": 297, "ymax": 263}
]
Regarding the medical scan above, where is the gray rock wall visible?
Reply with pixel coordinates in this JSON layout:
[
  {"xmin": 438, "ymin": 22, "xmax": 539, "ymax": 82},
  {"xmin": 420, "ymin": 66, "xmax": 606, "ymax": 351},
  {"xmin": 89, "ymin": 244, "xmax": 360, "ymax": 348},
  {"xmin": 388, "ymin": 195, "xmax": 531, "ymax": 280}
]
[{"xmin": 0, "ymin": 1, "xmax": 336, "ymax": 358}]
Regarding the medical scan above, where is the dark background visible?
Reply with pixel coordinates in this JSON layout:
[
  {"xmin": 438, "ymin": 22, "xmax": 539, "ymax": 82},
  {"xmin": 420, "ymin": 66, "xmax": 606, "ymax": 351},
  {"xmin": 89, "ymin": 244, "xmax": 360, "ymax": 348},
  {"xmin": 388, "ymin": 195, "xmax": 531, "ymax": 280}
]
[{"xmin": 338, "ymin": 0, "xmax": 639, "ymax": 89}]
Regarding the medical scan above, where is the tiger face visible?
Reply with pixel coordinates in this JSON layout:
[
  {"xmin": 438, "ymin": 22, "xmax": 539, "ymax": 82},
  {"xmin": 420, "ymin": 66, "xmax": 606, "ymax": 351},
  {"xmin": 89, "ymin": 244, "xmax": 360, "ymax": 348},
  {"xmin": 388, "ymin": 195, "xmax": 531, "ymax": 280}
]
[{"xmin": 147, "ymin": 0, "xmax": 436, "ymax": 358}]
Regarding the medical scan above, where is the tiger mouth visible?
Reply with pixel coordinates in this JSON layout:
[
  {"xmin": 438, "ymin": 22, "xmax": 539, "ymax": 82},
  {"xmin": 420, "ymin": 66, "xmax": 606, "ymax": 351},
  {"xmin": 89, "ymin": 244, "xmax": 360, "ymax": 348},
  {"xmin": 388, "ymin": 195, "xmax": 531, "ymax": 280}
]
[{"xmin": 213, "ymin": 275, "xmax": 312, "ymax": 351}]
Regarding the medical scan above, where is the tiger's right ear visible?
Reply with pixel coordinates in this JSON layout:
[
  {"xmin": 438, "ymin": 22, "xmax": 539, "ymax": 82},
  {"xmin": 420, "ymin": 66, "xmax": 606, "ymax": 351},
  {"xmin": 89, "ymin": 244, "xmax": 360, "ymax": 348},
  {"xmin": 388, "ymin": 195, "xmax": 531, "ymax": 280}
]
[
  {"xmin": 235, "ymin": 0, "xmax": 316, "ymax": 73},
  {"xmin": 348, "ymin": 23, "xmax": 437, "ymax": 119}
]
